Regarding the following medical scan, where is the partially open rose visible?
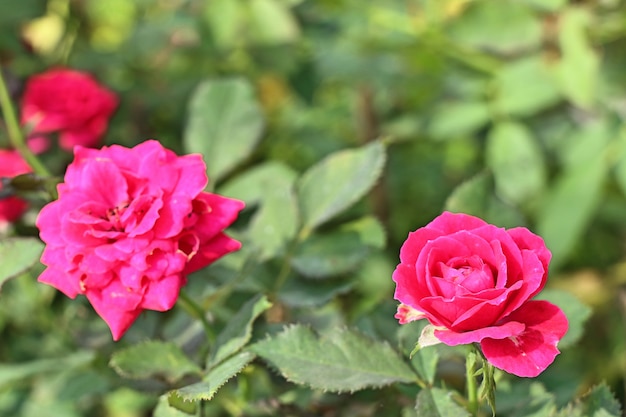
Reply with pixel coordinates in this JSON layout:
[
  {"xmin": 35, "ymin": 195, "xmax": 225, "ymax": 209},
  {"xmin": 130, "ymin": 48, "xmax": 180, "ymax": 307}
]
[
  {"xmin": 393, "ymin": 211, "xmax": 568, "ymax": 377},
  {"xmin": 21, "ymin": 68, "xmax": 118, "ymax": 151},
  {"xmin": 36, "ymin": 140, "xmax": 244, "ymax": 340}
]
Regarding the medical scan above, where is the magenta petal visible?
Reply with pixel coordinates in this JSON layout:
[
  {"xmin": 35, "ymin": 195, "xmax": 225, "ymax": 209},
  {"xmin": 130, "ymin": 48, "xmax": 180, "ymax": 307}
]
[
  {"xmin": 427, "ymin": 211, "xmax": 488, "ymax": 235},
  {"xmin": 480, "ymin": 300, "xmax": 568, "ymax": 377},
  {"xmin": 85, "ymin": 285, "xmax": 143, "ymax": 340},
  {"xmin": 38, "ymin": 266, "xmax": 81, "ymax": 298},
  {"xmin": 141, "ymin": 275, "xmax": 183, "ymax": 311},
  {"xmin": 184, "ymin": 233, "xmax": 242, "ymax": 274},
  {"xmin": 435, "ymin": 320, "xmax": 525, "ymax": 346}
]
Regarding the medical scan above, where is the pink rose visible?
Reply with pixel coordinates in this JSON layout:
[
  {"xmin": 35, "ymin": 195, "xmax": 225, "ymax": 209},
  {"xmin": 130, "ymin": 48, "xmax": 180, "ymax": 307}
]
[
  {"xmin": 393, "ymin": 211, "xmax": 568, "ymax": 377},
  {"xmin": 0, "ymin": 150, "xmax": 31, "ymax": 226},
  {"xmin": 21, "ymin": 68, "xmax": 118, "ymax": 151},
  {"xmin": 36, "ymin": 140, "xmax": 244, "ymax": 340}
]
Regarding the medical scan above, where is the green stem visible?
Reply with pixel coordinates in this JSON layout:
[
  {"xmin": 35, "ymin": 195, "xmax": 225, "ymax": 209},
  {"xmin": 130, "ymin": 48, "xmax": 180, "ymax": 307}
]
[
  {"xmin": 466, "ymin": 349, "xmax": 479, "ymax": 416},
  {"xmin": 178, "ymin": 290, "xmax": 215, "ymax": 345},
  {"xmin": 0, "ymin": 67, "xmax": 51, "ymax": 178}
]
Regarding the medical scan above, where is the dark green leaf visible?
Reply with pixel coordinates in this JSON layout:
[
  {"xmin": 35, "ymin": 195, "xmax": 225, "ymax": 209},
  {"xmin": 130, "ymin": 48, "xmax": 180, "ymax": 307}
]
[
  {"xmin": 184, "ymin": 78, "xmax": 264, "ymax": 182},
  {"xmin": 153, "ymin": 394, "xmax": 196, "ymax": 417},
  {"xmin": 579, "ymin": 383, "xmax": 622, "ymax": 417},
  {"xmin": 174, "ymin": 351, "xmax": 255, "ymax": 401},
  {"xmin": 251, "ymin": 325, "xmax": 416, "ymax": 393},
  {"xmin": 297, "ymin": 141, "xmax": 386, "ymax": 232},
  {"xmin": 109, "ymin": 341, "xmax": 201, "ymax": 383},
  {"xmin": 279, "ymin": 276, "xmax": 354, "ymax": 307},
  {"xmin": 210, "ymin": 295, "xmax": 272, "ymax": 367}
]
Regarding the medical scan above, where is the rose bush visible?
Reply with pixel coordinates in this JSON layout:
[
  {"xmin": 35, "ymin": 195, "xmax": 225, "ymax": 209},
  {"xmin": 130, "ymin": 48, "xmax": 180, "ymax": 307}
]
[
  {"xmin": 0, "ymin": 149, "xmax": 31, "ymax": 227},
  {"xmin": 21, "ymin": 68, "xmax": 118, "ymax": 151},
  {"xmin": 36, "ymin": 140, "xmax": 244, "ymax": 340},
  {"xmin": 393, "ymin": 211, "xmax": 568, "ymax": 377}
]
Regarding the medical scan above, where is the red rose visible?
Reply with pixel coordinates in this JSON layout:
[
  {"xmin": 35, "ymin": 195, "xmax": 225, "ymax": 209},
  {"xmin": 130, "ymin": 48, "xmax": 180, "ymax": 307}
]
[
  {"xmin": 36, "ymin": 140, "xmax": 244, "ymax": 340},
  {"xmin": 21, "ymin": 68, "xmax": 118, "ymax": 151},
  {"xmin": 0, "ymin": 150, "xmax": 31, "ymax": 227},
  {"xmin": 393, "ymin": 211, "xmax": 568, "ymax": 377}
]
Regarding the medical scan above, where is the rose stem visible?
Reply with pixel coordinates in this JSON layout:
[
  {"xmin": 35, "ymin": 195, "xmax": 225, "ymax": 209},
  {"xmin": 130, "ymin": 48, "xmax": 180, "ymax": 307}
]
[
  {"xmin": 0, "ymin": 67, "xmax": 51, "ymax": 179},
  {"xmin": 466, "ymin": 349, "xmax": 480, "ymax": 416}
]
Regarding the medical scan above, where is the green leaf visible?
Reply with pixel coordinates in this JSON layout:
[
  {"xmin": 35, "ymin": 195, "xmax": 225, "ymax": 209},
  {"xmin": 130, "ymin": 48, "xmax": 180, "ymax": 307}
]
[
  {"xmin": 449, "ymin": 0, "xmax": 542, "ymax": 54},
  {"xmin": 492, "ymin": 57, "xmax": 561, "ymax": 117},
  {"xmin": 279, "ymin": 276, "xmax": 354, "ymax": 307},
  {"xmin": 153, "ymin": 394, "xmax": 196, "ymax": 417},
  {"xmin": 537, "ymin": 152, "xmax": 607, "ymax": 268},
  {"xmin": 203, "ymin": 0, "xmax": 245, "ymax": 48},
  {"xmin": 250, "ymin": 325, "xmax": 416, "ymax": 393},
  {"xmin": 0, "ymin": 351, "xmax": 94, "ymax": 388},
  {"xmin": 210, "ymin": 295, "xmax": 272, "ymax": 367},
  {"xmin": 486, "ymin": 121, "xmax": 546, "ymax": 205},
  {"xmin": 555, "ymin": 8, "xmax": 599, "ymax": 108},
  {"xmin": 184, "ymin": 78, "xmax": 264, "ymax": 182},
  {"xmin": 219, "ymin": 162, "xmax": 299, "ymax": 260},
  {"xmin": 0, "ymin": 237, "xmax": 44, "ymax": 290},
  {"xmin": 340, "ymin": 215, "xmax": 386, "ymax": 249},
  {"xmin": 444, "ymin": 173, "xmax": 525, "ymax": 229},
  {"xmin": 536, "ymin": 289, "xmax": 591, "ymax": 349},
  {"xmin": 109, "ymin": 341, "xmax": 201, "ymax": 383},
  {"xmin": 291, "ymin": 230, "xmax": 369, "ymax": 279},
  {"xmin": 428, "ymin": 101, "xmax": 490, "ymax": 140},
  {"xmin": 249, "ymin": 0, "xmax": 300, "ymax": 45},
  {"xmin": 174, "ymin": 351, "xmax": 255, "ymax": 401},
  {"xmin": 297, "ymin": 141, "xmax": 386, "ymax": 232},
  {"xmin": 580, "ymin": 383, "xmax": 622, "ymax": 417},
  {"xmin": 415, "ymin": 387, "xmax": 471, "ymax": 417},
  {"xmin": 398, "ymin": 322, "xmax": 440, "ymax": 385}
]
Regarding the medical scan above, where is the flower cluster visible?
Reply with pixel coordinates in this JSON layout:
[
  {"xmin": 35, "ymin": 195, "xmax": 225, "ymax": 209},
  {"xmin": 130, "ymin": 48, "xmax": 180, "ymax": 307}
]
[
  {"xmin": 21, "ymin": 68, "xmax": 118, "ymax": 151},
  {"xmin": 36, "ymin": 140, "xmax": 244, "ymax": 339},
  {"xmin": 393, "ymin": 211, "xmax": 568, "ymax": 377}
]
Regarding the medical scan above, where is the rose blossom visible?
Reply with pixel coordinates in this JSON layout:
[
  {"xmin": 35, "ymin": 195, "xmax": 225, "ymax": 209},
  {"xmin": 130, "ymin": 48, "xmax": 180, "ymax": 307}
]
[
  {"xmin": 393, "ymin": 211, "xmax": 568, "ymax": 377},
  {"xmin": 21, "ymin": 68, "xmax": 118, "ymax": 151},
  {"xmin": 0, "ymin": 150, "xmax": 31, "ymax": 227},
  {"xmin": 36, "ymin": 140, "xmax": 244, "ymax": 340}
]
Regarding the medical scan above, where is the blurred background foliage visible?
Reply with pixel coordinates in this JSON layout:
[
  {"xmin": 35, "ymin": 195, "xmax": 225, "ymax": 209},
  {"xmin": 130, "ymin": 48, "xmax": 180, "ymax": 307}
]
[{"xmin": 1, "ymin": 0, "xmax": 626, "ymax": 416}]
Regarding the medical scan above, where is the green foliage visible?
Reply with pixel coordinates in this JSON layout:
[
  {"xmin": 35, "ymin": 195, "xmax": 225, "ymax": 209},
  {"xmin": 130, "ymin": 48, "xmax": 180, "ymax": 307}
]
[
  {"xmin": 109, "ymin": 341, "xmax": 201, "ymax": 383},
  {"xmin": 297, "ymin": 141, "xmax": 386, "ymax": 232},
  {"xmin": 183, "ymin": 78, "xmax": 264, "ymax": 183},
  {"xmin": 0, "ymin": 237, "xmax": 44, "ymax": 290},
  {"xmin": 251, "ymin": 325, "xmax": 416, "ymax": 392},
  {"xmin": 415, "ymin": 387, "xmax": 471, "ymax": 417}
]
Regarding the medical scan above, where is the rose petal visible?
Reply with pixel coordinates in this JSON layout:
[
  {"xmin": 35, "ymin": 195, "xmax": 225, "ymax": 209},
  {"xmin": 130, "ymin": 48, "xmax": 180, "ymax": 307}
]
[
  {"xmin": 435, "ymin": 320, "xmax": 525, "ymax": 346},
  {"xmin": 480, "ymin": 300, "xmax": 568, "ymax": 377}
]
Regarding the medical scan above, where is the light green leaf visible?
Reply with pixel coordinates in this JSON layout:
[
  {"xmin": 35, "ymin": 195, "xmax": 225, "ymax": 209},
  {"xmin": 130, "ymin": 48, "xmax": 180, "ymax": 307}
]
[
  {"xmin": 249, "ymin": 0, "xmax": 300, "ymax": 45},
  {"xmin": 210, "ymin": 295, "xmax": 272, "ymax": 367},
  {"xmin": 219, "ymin": 161, "xmax": 298, "ymax": 204},
  {"xmin": 174, "ymin": 351, "xmax": 255, "ymax": 401},
  {"xmin": 203, "ymin": 0, "xmax": 245, "ymax": 49},
  {"xmin": 250, "ymin": 325, "xmax": 416, "ymax": 393},
  {"xmin": 109, "ymin": 341, "xmax": 201, "ymax": 383},
  {"xmin": 493, "ymin": 57, "xmax": 561, "ymax": 117},
  {"xmin": 340, "ymin": 216, "xmax": 386, "ymax": 249},
  {"xmin": 486, "ymin": 122, "xmax": 546, "ymax": 205},
  {"xmin": 297, "ymin": 141, "xmax": 386, "ymax": 232},
  {"xmin": 398, "ymin": 322, "xmax": 439, "ymax": 385},
  {"xmin": 428, "ymin": 101, "xmax": 490, "ymax": 140},
  {"xmin": 415, "ymin": 387, "xmax": 471, "ymax": 417},
  {"xmin": 0, "ymin": 351, "xmax": 94, "ymax": 388},
  {"xmin": 184, "ymin": 78, "xmax": 264, "ymax": 182},
  {"xmin": 0, "ymin": 237, "xmax": 44, "ymax": 290},
  {"xmin": 449, "ymin": 0, "xmax": 542, "ymax": 54},
  {"xmin": 537, "ymin": 152, "xmax": 608, "ymax": 268},
  {"xmin": 555, "ymin": 8, "xmax": 599, "ymax": 108},
  {"xmin": 537, "ymin": 289, "xmax": 591, "ymax": 349}
]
